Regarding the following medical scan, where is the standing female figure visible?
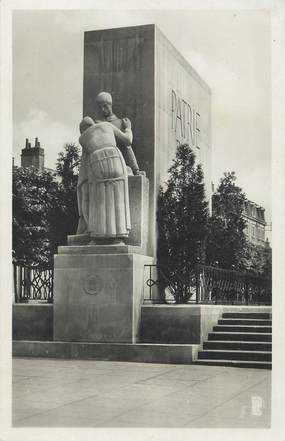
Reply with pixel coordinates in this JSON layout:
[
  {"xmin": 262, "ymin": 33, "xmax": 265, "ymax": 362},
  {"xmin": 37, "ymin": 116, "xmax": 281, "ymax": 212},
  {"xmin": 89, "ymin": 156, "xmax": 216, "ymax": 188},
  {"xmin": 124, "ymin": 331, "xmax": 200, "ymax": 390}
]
[{"xmin": 76, "ymin": 116, "xmax": 133, "ymax": 244}]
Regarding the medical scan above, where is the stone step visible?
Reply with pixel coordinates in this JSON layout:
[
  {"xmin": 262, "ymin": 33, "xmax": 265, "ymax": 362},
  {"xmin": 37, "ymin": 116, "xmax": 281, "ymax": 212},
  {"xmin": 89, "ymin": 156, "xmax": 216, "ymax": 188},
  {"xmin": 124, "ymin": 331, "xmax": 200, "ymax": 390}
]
[
  {"xmin": 208, "ymin": 332, "xmax": 272, "ymax": 342},
  {"xmin": 213, "ymin": 325, "xmax": 272, "ymax": 333},
  {"xmin": 203, "ymin": 340, "xmax": 272, "ymax": 352},
  {"xmin": 193, "ymin": 359, "xmax": 271, "ymax": 370},
  {"xmin": 198, "ymin": 349, "xmax": 271, "ymax": 362},
  {"xmin": 12, "ymin": 340, "xmax": 200, "ymax": 365},
  {"xmin": 222, "ymin": 312, "xmax": 271, "ymax": 319},
  {"xmin": 218, "ymin": 319, "xmax": 272, "ymax": 326},
  {"xmin": 196, "ymin": 308, "xmax": 273, "ymax": 370}
]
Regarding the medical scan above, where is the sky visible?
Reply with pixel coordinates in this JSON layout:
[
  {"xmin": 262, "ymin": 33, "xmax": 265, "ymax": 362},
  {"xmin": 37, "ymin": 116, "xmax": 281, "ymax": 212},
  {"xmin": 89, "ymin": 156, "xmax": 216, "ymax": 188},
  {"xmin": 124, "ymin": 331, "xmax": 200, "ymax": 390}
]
[{"xmin": 12, "ymin": 9, "xmax": 271, "ymax": 224}]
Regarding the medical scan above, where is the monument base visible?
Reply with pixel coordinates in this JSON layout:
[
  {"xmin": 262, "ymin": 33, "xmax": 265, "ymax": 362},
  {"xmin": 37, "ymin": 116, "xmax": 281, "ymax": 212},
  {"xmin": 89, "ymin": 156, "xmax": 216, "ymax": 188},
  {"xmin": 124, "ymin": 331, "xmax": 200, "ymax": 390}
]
[
  {"xmin": 53, "ymin": 245, "xmax": 152, "ymax": 343},
  {"xmin": 13, "ymin": 340, "xmax": 200, "ymax": 364}
]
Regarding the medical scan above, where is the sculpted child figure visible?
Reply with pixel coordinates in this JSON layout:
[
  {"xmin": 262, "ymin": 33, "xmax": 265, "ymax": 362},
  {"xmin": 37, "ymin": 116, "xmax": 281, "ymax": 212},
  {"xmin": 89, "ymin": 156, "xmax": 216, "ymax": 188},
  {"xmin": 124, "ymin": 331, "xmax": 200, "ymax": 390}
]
[{"xmin": 76, "ymin": 112, "xmax": 133, "ymax": 244}]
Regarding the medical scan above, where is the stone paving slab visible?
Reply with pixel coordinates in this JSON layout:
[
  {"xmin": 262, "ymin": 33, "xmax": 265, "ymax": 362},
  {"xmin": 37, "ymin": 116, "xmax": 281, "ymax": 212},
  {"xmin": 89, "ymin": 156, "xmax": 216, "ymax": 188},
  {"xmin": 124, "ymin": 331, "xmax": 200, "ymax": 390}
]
[{"xmin": 13, "ymin": 358, "xmax": 271, "ymax": 428}]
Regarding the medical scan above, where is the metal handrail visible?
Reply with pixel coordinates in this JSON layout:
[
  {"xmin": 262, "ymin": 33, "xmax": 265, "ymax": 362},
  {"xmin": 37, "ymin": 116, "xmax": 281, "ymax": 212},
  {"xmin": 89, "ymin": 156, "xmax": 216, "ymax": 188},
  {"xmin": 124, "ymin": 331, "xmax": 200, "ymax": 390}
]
[
  {"xmin": 13, "ymin": 263, "xmax": 54, "ymax": 303},
  {"xmin": 144, "ymin": 263, "xmax": 271, "ymax": 305}
]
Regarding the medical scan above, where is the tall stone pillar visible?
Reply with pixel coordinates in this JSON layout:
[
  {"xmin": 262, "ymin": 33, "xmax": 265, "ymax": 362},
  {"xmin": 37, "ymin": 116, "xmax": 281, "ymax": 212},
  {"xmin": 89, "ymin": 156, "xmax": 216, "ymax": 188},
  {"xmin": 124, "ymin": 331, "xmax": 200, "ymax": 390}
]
[{"xmin": 83, "ymin": 24, "xmax": 211, "ymax": 257}]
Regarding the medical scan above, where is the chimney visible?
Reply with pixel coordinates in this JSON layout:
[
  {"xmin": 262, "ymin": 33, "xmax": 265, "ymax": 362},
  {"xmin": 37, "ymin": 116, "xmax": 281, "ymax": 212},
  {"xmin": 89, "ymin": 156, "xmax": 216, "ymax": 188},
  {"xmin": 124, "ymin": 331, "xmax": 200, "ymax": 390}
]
[{"xmin": 21, "ymin": 137, "xmax": 45, "ymax": 171}]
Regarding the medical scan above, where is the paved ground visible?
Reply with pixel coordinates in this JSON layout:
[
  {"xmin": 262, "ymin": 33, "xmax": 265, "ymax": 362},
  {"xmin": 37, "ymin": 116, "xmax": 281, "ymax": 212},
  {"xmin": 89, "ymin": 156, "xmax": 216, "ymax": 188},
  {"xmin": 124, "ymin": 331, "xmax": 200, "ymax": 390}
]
[{"xmin": 13, "ymin": 358, "xmax": 271, "ymax": 428}]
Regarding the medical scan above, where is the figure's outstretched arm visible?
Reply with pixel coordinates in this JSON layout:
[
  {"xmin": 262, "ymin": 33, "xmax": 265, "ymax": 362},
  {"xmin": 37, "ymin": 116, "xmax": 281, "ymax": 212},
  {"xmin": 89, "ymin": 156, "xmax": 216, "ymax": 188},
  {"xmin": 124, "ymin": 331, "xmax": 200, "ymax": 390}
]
[{"xmin": 113, "ymin": 117, "xmax": 133, "ymax": 146}]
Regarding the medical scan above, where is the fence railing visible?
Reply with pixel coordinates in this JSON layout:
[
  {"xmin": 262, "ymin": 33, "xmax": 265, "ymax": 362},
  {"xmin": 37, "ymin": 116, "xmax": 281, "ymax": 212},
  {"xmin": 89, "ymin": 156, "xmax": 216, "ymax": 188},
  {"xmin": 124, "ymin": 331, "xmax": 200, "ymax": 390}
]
[
  {"xmin": 144, "ymin": 264, "xmax": 272, "ymax": 305},
  {"xmin": 13, "ymin": 262, "xmax": 271, "ymax": 306},
  {"xmin": 13, "ymin": 264, "xmax": 54, "ymax": 303}
]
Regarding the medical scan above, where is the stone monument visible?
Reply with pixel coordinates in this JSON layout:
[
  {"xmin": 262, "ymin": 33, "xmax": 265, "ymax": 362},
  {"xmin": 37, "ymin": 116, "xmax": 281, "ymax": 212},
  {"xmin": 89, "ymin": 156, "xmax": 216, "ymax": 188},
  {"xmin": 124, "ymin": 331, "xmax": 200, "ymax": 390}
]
[
  {"xmin": 53, "ymin": 24, "xmax": 211, "ymax": 344},
  {"xmin": 83, "ymin": 24, "xmax": 211, "ymax": 257},
  {"xmin": 53, "ymin": 89, "xmax": 152, "ymax": 343}
]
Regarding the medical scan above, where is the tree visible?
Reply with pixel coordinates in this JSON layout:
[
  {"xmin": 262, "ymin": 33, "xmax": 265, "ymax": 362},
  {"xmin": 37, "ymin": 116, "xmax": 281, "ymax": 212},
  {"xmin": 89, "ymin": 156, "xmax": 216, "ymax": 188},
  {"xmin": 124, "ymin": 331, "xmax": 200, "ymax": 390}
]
[
  {"xmin": 56, "ymin": 142, "xmax": 79, "ymax": 189},
  {"xmin": 206, "ymin": 172, "xmax": 247, "ymax": 270},
  {"xmin": 48, "ymin": 143, "xmax": 80, "ymax": 247},
  {"xmin": 12, "ymin": 166, "xmax": 59, "ymax": 267},
  {"xmin": 243, "ymin": 241, "xmax": 272, "ymax": 277},
  {"xmin": 13, "ymin": 143, "xmax": 80, "ymax": 267},
  {"xmin": 262, "ymin": 240, "xmax": 272, "ymax": 277},
  {"xmin": 157, "ymin": 143, "xmax": 209, "ymax": 303}
]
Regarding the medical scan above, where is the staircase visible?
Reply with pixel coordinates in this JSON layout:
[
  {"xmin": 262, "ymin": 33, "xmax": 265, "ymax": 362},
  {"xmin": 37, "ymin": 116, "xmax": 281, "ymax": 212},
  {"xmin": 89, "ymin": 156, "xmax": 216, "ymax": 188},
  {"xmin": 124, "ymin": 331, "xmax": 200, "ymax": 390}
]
[{"xmin": 195, "ymin": 311, "xmax": 272, "ymax": 369}]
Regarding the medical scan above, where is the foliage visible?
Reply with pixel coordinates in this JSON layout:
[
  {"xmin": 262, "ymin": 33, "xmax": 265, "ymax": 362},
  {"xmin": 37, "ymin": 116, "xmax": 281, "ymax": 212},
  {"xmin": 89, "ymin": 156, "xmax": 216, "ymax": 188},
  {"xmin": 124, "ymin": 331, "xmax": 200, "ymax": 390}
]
[
  {"xmin": 56, "ymin": 142, "xmax": 79, "ymax": 189},
  {"xmin": 157, "ymin": 143, "xmax": 209, "ymax": 303},
  {"xmin": 243, "ymin": 241, "xmax": 272, "ymax": 277},
  {"xmin": 206, "ymin": 172, "xmax": 247, "ymax": 270},
  {"xmin": 12, "ymin": 166, "xmax": 58, "ymax": 267},
  {"xmin": 49, "ymin": 143, "xmax": 80, "ymax": 246},
  {"xmin": 13, "ymin": 143, "xmax": 80, "ymax": 267},
  {"xmin": 261, "ymin": 241, "xmax": 272, "ymax": 277}
]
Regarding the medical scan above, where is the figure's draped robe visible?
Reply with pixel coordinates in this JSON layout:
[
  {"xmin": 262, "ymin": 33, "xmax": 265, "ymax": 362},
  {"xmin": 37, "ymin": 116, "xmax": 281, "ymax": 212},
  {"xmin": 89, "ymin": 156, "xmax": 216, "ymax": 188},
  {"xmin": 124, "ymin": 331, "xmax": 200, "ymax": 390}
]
[{"xmin": 78, "ymin": 123, "xmax": 131, "ymax": 238}]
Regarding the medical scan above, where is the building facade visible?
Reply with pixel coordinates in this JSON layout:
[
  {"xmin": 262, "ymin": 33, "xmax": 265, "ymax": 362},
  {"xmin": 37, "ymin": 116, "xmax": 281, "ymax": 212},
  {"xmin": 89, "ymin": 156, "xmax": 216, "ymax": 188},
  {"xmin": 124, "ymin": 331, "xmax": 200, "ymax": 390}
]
[
  {"xmin": 21, "ymin": 137, "xmax": 45, "ymax": 171},
  {"xmin": 19, "ymin": 137, "xmax": 55, "ymax": 174},
  {"xmin": 243, "ymin": 200, "xmax": 266, "ymax": 246}
]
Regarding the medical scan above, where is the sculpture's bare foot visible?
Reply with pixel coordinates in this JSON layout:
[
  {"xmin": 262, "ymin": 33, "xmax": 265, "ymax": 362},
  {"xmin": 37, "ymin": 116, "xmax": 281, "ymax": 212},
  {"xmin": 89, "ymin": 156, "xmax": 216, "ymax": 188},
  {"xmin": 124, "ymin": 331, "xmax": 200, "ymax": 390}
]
[
  {"xmin": 110, "ymin": 240, "xmax": 125, "ymax": 245},
  {"xmin": 107, "ymin": 238, "xmax": 126, "ymax": 245},
  {"xmin": 89, "ymin": 240, "xmax": 97, "ymax": 245},
  {"xmin": 89, "ymin": 238, "xmax": 127, "ymax": 246}
]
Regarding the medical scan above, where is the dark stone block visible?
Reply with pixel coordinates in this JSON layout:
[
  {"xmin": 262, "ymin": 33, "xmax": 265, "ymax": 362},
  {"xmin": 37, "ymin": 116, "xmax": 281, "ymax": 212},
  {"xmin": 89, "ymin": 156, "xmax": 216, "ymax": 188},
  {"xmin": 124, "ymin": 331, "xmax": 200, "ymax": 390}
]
[
  {"xmin": 140, "ymin": 305, "xmax": 201, "ymax": 344},
  {"xmin": 13, "ymin": 304, "xmax": 53, "ymax": 341}
]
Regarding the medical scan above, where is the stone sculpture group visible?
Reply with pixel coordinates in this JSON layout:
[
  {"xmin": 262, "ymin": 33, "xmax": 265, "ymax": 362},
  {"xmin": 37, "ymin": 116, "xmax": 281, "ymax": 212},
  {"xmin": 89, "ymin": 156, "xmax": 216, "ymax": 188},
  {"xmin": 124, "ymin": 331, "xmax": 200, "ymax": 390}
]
[{"xmin": 76, "ymin": 92, "xmax": 143, "ymax": 244}]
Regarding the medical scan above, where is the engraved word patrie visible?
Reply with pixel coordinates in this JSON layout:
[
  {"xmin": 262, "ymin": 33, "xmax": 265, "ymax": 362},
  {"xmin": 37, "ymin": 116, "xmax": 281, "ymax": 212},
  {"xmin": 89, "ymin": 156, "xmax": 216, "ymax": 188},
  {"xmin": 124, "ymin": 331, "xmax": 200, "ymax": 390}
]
[{"xmin": 171, "ymin": 89, "xmax": 201, "ymax": 149}]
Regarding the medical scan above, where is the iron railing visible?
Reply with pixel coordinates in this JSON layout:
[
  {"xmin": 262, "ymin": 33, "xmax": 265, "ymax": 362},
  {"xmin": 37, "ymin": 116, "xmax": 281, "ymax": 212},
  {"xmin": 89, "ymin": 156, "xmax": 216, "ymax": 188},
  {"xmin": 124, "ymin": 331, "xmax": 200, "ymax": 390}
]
[
  {"xmin": 144, "ymin": 264, "xmax": 198, "ymax": 304},
  {"xmin": 13, "ymin": 264, "xmax": 54, "ymax": 303},
  {"xmin": 144, "ymin": 264, "xmax": 272, "ymax": 305},
  {"xmin": 12, "ymin": 262, "xmax": 271, "ymax": 305}
]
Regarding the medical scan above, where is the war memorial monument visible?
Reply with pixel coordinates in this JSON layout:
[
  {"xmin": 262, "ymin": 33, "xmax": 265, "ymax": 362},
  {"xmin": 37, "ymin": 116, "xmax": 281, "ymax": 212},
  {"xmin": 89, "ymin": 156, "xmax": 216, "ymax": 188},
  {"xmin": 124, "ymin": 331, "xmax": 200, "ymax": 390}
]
[
  {"xmin": 13, "ymin": 24, "xmax": 220, "ymax": 363},
  {"xmin": 13, "ymin": 24, "xmax": 271, "ymax": 370},
  {"xmin": 11, "ymin": 23, "xmax": 272, "ymax": 432},
  {"xmin": 51, "ymin": 24, "xmax": 211, "ymax": 347}
]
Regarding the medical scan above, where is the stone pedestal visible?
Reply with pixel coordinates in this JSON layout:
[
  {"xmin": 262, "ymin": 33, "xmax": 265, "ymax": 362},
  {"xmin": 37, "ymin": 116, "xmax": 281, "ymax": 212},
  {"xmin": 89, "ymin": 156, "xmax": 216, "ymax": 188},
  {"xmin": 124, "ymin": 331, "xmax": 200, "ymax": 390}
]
[{"xmin": 53, "ymin": 245, "xmax": 153, "ymax": 343}]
